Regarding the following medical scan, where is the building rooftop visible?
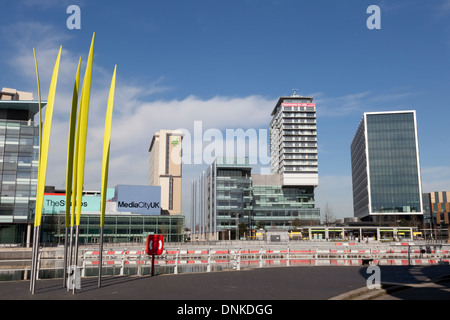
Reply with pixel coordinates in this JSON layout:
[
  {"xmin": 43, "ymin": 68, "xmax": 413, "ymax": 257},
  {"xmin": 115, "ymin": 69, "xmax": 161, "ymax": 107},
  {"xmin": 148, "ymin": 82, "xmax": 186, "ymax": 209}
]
[
  {"xmin": 271, "ymin": 95, "xmax": 314, "ymax": 116},
  {"xmin": 0, "ymin": 87, "xmax": 47, "ymax": 120}
]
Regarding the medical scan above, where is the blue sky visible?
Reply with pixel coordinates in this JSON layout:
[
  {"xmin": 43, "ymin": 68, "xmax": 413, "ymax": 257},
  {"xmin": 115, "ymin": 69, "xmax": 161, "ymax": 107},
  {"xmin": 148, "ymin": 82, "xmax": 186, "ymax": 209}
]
[{"xmin": 1, "ymin": 0, "xmax": 450, "ymax": 221}]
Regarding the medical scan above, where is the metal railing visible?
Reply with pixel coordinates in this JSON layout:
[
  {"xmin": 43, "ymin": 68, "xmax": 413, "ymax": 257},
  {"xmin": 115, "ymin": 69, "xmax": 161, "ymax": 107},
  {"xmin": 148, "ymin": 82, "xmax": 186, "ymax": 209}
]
[{"xmin": 1, "ymin": 242, "xmax": 449, "ymax": 281}]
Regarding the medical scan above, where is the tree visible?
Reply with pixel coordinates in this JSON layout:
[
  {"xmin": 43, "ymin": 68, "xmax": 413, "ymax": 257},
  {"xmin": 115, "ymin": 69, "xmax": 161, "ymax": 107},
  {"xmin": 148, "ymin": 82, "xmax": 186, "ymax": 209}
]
[
  {"xmin": 323, "ymin": 203, "xmax": 335, "ymax": 226},
  {"xmin": 238, "ymin": 222, "xmax": 248, "ymax": 239},
  {"xmin": 256, "ymin": 221, "xmax": 265, "ymax": 230},
  {"xmin": 291, "ymin": 218, "xmax": 302, "ymax": 230}
]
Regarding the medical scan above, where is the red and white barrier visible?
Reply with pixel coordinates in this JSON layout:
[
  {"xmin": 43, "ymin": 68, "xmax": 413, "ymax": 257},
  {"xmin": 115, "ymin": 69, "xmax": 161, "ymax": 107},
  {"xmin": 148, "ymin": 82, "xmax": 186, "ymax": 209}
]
[{"xmin": 81, "ymin": 244, "xmax": 450, "ymax": 276}]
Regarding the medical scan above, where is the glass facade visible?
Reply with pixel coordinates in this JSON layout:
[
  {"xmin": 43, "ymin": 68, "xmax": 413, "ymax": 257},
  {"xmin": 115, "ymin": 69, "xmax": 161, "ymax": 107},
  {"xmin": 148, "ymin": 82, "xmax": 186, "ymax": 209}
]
[
  {"xmin": 422, "ymin": 193, "xmax": 432, "ymax": 225},
  {"xmin": 209, "ymin": 158, "xmax": 252, "ymax": 238},
  {"xmin": 350, "ymin": 118, "xmax": 369, "ymax": 218},
  {"xmin": 39, "ymin": 187, "xmax": 184, "ymax": 244},
  {"xmin": 351, "ymin": 111, "xmax": 423, "ymax": 220},
  {"xmin": 252, "ymin": 185, "xmax": 320, "ymax": 229},
  {"xmin": 0, "ymin": 95, "xmax": 41, "ymax": 244},
  {"xmin": 366, "ymin": 113, "xmax": 421, "ymax": 214},
  {"xmin": 191, "ymin": 157, "xmax": 320, "ymax": 240},
  {"xmin": 40, "ymin": 213, "xmax": 185, "ymax": 244},
  {"xmin": 0, "ymin": 119, "xmax": 39, "ymax": 224}
]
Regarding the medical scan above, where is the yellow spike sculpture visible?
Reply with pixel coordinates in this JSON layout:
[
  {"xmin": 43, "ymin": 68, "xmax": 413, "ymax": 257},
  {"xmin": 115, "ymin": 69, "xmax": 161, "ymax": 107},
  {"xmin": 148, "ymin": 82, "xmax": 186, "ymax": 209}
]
[
  {"xmin": 31, "ymin": 48, "xmax": 41, "ymax": 293},
  {"xmin": 63, "ymin": 57, "xmax": 82, "ymax": 288},
  {"xmin": 31, "ymin": 46, "xmax": 62, "ymax": 294},
  {"xmin": 32, "ymin": 49, "xmax": 42, "ymax": 162},
  {"xmin": 71, "ymin": 32, "xmax": 95, "ymax": 294},
  {"xmin": 30, "ymin": 32, "xmax": 117, "ymax": 295},
  {"xmin": 101, "ymin": 65, "xmax": 116, "ymax": 228},
  {"xmin": 98, "ymin": 65, "xmax": 117, "ymax": 288},
  {"xmin": 66, "ymin": 58, "xmax": 81, "ymax": 229},
  {"xmin": 34, "ymin": 46, "xmax": 62, "ymax": 227},
  {"xmin": 76, "ymin": 33, "xmax": 95, "ymax": 227}
]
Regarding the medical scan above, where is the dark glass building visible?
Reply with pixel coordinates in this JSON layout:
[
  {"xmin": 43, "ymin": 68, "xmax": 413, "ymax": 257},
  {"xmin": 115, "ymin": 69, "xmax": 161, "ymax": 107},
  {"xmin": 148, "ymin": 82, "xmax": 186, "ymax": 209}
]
[{"xmin": 351, "ymin": 111, "xmax": 423, "ymax": 221}]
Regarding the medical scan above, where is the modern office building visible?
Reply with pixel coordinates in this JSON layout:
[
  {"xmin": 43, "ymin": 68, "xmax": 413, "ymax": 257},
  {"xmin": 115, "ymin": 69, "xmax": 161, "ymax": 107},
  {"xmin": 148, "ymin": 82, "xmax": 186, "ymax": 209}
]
[
  {"xmin": 191, "ymin": 156, "xmax": 321, "ymax": 240},
  {"xmin": 191, "ymin": 157, "xmax": 252, "ymax": 240},
  {"xmin": 40, "ymin": 184, "xmax": 185, "ymax": 243},
  {"xmin": 191, "ymin": 93, "xmax": 321, "ymax": 240},
  {"xmin": 252, "ymin": 174, "xmax": 320, "ymax": 229},
  {"xmin": 429, "ymin": 191, "xmax": 450, "ymax": 225},
  {"xmin": 0, "ymin": 88, "xmax": 43, "ymax": 244},
  {"xmin": 270, "ymin": 94, "xmax": 318, "ymax": 186},
  {"xmin": 149, "ymin": 130, "xmax": 183, "ymax": 215},
  {"xmin": 420, "ymin": 191, "xmax": 450, "ymax": 240},
  {"xmin": 351, "ymin": 111, "xmax": 423, "ymax": 221}
]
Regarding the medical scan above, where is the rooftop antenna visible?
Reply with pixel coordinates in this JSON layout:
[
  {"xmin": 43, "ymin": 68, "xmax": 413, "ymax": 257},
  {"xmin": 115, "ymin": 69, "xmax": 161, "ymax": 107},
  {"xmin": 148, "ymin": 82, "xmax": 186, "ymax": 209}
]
[{"xmin": 291, "ymin": 89, "xmax": 300, "ymax": 97}]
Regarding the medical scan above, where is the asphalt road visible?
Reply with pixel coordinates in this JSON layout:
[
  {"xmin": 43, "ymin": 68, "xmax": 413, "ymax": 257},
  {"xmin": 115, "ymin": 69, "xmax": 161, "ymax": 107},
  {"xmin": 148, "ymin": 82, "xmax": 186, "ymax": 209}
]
[
  {"xmin": 1, "ymin": 265, "xmax": 450, "ymax": 301},
  {"xmin": 0, "ymin": 266, "xmax": 369, "ymax": 300}
]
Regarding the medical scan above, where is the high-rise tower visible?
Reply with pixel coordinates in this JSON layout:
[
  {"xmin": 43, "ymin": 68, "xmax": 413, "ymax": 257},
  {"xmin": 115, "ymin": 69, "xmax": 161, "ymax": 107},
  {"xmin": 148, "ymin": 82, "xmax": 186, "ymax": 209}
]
[
  {"xmin": 270, "ymin": 93, "xmax": 318, "ymax": 187},
  {"xmin": 351, "ymin": 111, "xmax": 423, "ymax": 221}
]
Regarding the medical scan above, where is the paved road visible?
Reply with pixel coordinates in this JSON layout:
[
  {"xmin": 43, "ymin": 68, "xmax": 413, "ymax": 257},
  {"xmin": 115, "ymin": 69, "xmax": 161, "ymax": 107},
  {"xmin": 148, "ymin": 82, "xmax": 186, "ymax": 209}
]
[
  {"xmin": 1, "ymin": 265, "xmax": 450, "ymax": 301},
  {"xmin": 0, "ymin": 266, "xmax": 369, "ymax": 300}
]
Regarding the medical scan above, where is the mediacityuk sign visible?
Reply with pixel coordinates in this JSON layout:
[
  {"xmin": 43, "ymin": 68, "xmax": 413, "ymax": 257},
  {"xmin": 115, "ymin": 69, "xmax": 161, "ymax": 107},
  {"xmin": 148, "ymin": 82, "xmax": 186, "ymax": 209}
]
[{"xmin": 113, "ymin": 185, "xmax": 161, "ymax": 215}]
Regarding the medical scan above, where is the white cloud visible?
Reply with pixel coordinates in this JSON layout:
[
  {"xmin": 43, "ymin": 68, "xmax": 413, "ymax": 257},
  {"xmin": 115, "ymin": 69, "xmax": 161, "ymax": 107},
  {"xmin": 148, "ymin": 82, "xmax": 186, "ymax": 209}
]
[
  {"xmin": 95, "ymin": 94, "xmax": 275, "ymax": 188},
  {"xmin": 41, "ymin": 89, "xmax": 276, "ymax": 192}
]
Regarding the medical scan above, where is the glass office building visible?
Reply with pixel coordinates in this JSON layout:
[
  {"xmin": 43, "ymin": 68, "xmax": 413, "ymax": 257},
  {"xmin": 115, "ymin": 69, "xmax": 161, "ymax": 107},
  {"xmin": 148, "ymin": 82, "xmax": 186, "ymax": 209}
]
[
  {"xmin": 191, "ymin": 157, "xmax": 252, "ymax": 240},
  {"xmin": 252, "ymin": 175, "xmax": 320, "ymax": 229},
  {"xmin": 40, "ymin": 186, "xmax": 185, "ymax": 244},
  {"xmin": 351, "ymin": 111, "xmax": 423, "ymax": 221},
  {"xmin": 0, "ymin": 88, "xmax": 42, "ymax": 244},
  {"xmin": 191, "ymin": 158, "xmax": 320, "ymax": 240},
  {"xmin": 191, "ymin": 93, "xmax": 321, "ymax": 240},
  {"xmin": 41, "ymin": 213, "xmax": 185, "ymax": 244}
]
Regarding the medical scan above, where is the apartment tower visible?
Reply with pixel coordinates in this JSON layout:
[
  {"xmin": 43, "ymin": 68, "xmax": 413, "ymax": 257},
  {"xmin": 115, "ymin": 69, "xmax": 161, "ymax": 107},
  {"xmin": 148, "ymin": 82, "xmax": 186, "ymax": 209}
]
[{"xmin": 269, "ymin": 93, "xmax": 318, "ymax": 187}]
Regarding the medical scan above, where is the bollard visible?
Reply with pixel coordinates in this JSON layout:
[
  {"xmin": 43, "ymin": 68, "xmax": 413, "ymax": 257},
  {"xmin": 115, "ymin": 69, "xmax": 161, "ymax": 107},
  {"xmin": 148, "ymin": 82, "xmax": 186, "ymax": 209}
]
[
  {"xmin": 207, "ymin": 248, "xmax": 211, "ymax": 273},
  {"xmin": 236, "ymin": 248, "xmax": 241, "ymax": 271},
  {"xmin": 259, "ymin": 247, "xmax": 263, "ymax": 268},
  {"xmin": 174, "ymin": 249, "xmax": 179, "ymax": 274},
  {"xmin": 138, "ymin": 251, "xmax": 142, "ymax": 277},
  {"xmin": 120, "ymin": 251, "xmax": 125, "ymax": 276},
  {"xmin": 287, "ymin": 246, "xmax": 290, "ymax": 266}
]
